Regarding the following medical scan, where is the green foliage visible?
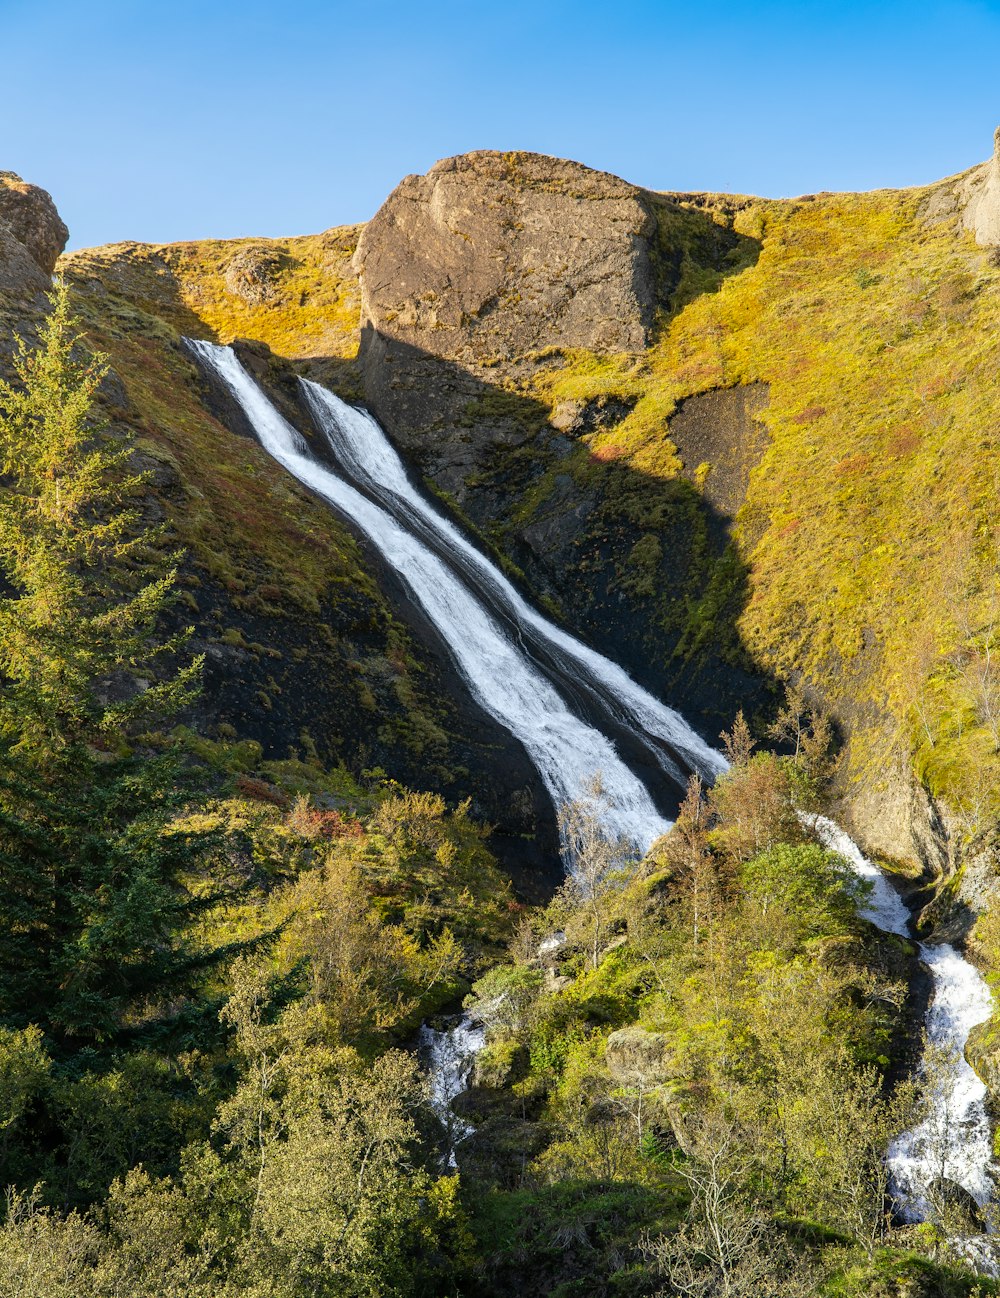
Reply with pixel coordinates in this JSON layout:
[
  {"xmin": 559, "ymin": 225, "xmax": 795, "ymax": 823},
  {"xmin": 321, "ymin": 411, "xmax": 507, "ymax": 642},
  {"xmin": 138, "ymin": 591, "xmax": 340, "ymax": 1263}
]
[
  {"xmin": 0, "ymin": 282, "xmax": 198, "ymax": 758},
  {"xmin": 740, "ymin": 842, "xmax": 865, "ymax": 942},
  {"xmin": 0, "ymin": 287, "xmax": 246, "ymax": 1051}
]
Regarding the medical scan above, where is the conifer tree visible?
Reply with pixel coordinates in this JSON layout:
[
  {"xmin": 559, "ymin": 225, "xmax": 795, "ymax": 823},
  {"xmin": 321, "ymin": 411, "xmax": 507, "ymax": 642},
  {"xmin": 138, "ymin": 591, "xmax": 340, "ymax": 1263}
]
[{"xmin": 0, "ymin": 283, "xmax": 225, "ymax": 1048}]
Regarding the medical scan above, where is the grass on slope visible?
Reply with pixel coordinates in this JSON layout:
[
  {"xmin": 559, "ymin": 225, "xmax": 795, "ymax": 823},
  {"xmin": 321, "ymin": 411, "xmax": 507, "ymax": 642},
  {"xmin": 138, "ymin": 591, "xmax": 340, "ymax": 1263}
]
[{"xmin": 523, "ymin": 182, "xmax": 1000, "ymax": 822}]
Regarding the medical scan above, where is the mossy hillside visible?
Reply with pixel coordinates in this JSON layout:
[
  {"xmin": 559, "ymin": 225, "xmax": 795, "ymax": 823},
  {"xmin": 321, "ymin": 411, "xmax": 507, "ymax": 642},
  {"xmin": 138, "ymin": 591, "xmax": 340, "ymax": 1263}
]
[
  {"xmin": 479, "ymin": 183, "xmax": 1000, "ymax": 822},
  {"xmin": 49, "ymin": 243, "xmax": 503, "ymax": 808},
  {"xmin": 57, "ymin": 176, "xmax": 1000, "ymax": 832},
  {"xmin": 61, "ymin": 225, "xmax": 363, "ymax": 384}
]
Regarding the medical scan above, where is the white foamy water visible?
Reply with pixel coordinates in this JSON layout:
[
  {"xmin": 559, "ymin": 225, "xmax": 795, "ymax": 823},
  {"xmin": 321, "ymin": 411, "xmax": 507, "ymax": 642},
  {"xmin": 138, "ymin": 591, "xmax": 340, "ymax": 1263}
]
[
  {"xmin": 419, "ymin": 1015, "xmax": 486, "ymax": 1166},
  {"xmin": 300, "ymin": 380, "xmax": 725, "ymax": 788},
  {"xmin": 807, "ymin": 815, "xmax": 995, "ymax": 1223},
  {"xmin": 887, "ymin": 941, "xmax": 994, "ymax": 1219},
  {"xmin": 808, "ymin": 813, "xmax": 912, "ymax": 937},
  {"xmin": 187, "ymin": 340, "xmax": 670, "ymax": 853}
]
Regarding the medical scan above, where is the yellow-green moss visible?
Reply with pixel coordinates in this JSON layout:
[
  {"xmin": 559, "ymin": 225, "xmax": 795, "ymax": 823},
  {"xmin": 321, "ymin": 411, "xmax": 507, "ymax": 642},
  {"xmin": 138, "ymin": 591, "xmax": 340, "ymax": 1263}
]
[{"xmin": 522, "ymin": 186, "xmax": 1000, "ymax": 814}]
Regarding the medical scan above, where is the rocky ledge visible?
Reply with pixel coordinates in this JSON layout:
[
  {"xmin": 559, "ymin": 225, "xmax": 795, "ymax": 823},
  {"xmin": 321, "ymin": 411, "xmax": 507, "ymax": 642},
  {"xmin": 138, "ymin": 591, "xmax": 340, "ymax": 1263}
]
[{"xmin": 0, "ymin": 171, "xmax": 68, "ymax": 303}]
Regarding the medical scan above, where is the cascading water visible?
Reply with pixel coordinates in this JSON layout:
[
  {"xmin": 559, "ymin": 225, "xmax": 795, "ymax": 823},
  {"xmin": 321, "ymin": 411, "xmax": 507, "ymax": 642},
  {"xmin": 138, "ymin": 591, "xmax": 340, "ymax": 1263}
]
[
  {"xmin": 810, "ymin": 815, "xmax": 995, "ymax": 1228},
  {"xmin": 188, "ymin": 340, "xmax": 995, "ymax": 1236},
  {"xmin": 299, "ymin": 380, "xmax": 726, "ymax": 789},
  {"xmin": 418, "ymin": 1016, "xmax": 486, "ymax": 1167},
  {"xmin": 186, "ymin": 339, "xmax": 671, "ymax": 854}
]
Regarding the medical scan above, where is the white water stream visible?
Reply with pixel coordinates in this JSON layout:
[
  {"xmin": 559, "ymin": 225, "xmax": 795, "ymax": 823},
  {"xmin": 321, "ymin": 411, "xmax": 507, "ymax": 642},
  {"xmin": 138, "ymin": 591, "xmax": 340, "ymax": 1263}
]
[
  {"xmin": 189, "ymin": 340, "xmax": 995, "ymax": 1236},
  {"xmin": 187, "ymin": 340, "xmax": 671, "ymax": 853},
  {"xmin": 810, "ymin": 815, "xmax": 995, "ymax": 1227},
  {"xmin": 300, "ymin": 380, "xmax": 725, "ymax": 789},
  {"xmin": 418, "ymin": 1016, "xmax": 486, "ymax": 1167}
]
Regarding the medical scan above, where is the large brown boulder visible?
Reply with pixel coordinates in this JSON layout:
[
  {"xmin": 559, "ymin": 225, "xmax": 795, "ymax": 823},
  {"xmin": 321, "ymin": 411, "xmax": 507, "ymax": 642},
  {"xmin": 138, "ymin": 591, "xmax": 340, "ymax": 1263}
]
[
  {"xmin": 350, "ymin": 151, "xmax": 660, "ymax": 498},
  {"xmin": 0, "ymin": 172, "xmax": 68, "ymax": 306},
  {"xmin": 354, "ymin": 150, "xmax": 657, "ymax": 368}
]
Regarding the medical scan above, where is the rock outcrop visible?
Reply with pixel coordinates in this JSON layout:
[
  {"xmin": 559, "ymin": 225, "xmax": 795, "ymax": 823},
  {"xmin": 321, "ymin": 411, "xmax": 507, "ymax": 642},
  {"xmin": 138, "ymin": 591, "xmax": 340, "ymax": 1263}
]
[
  {"xmin": 355, "ymin": 149, "xmax": 657, "ymax": 367},
  {"xmin": 963, "ymin": 127, "xmax": 1000, "ymax": 247},
  {"xmin": 351, "ymin": 151, "xmax": 659, "ymax": 491},
  {"xmin": 0, "ymin": 171, "xmax": 68, "ymax": 302}
]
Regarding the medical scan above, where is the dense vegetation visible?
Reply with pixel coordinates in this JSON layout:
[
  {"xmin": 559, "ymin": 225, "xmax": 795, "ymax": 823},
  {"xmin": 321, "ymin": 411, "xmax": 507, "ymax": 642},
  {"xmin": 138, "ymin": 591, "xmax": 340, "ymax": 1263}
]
[{"xmin": 1, "ymin": 293, "xmax": 997, "ymax": 1296}]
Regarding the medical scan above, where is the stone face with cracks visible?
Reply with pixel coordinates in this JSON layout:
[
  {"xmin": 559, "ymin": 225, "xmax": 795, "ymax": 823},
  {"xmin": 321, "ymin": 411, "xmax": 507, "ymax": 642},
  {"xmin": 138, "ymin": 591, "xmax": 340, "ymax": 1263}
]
[
  {"xmin": 354, "ymin": 150, "xmax": 658, "ymax": 368},
  {"xmin": 0, "ymin": 172, "xmax": 68, "ymax": 299},
  {"xmin": 350, "ymin": 151, "xmax": 662, "ymax": 504},
  {"xmin": 962, "ymin": 127, "xmax": 1000, "ymax": 247}
]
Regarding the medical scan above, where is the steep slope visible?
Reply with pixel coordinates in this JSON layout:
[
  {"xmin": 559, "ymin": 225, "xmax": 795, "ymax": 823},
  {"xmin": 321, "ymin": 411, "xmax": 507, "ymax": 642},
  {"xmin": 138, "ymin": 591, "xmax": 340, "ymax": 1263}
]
[
  {"xmin": 348, "ymin": 145, "xmax": 1000, "ymax": 875},
  {"xmin": 0, "ymin": 197, "xmax": 560, "ymax": 893},
  {"xmin": 23, "ymin": 135, "xmax": 1000, "ymax": 885}
]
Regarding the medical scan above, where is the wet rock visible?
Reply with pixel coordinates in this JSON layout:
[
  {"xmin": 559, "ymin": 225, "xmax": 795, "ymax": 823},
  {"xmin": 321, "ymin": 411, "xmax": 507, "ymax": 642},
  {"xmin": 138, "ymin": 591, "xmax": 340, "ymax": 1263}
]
[
  {"xmin": 928, "ymin": 1177, "xmax": 987, "ymax": 1233},
  {"xmin": 966, "ymin": 1017, "xmax": 1000, "ymax": 1100}
]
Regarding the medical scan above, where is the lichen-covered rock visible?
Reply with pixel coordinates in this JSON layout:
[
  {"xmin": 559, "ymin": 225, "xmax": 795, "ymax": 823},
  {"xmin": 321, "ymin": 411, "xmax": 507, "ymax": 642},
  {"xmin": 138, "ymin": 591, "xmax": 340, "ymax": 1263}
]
[
  {"xmin": 224, "ymin": 246, "xmax": 284, "ymax": 306},
  {"xmin": 966, "ymin": 1016, "xmax": 1000, "ymax": 1098},
  {"xmin": 0, "ymin": 171, "xmax": 68, "ymax": 276},
  {"xmin": 963, "ymin": 127, "xmax": 1000, "ymax": 247},
  {"xmin": 355, "ymin": 150, "xmax": 657, "ymax": 369},
  {"xmin": 604, "ymin": 1025, "xmax": 675, "ymax": 1085},
  {"xmin": 349, "ymin": 151, "xmax": 661, "ymax": 509}
]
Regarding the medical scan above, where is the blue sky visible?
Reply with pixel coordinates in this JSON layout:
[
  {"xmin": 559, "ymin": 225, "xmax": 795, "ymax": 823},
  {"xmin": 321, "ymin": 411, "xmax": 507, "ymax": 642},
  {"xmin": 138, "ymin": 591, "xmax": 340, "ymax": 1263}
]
[{"xmin": 2, "ymin": 0, "xmax": 999, "ymax": 249}]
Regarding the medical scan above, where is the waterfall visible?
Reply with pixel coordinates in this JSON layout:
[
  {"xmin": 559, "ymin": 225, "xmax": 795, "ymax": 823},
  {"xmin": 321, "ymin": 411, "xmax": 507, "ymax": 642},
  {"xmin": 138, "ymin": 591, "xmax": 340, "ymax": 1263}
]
[
  {"xmin": 419, "ymin": 1016, "xmax": 486, "ymax": 1168},
  {"xmin": 187, "ymin": 340, "xmax": 995, "ymax": 1232},
  {"xmin": 185, "ymin": 339, "xmax": 671, "ymax": 854},
  {"xmin": 299, "ymin": 380, "xmax": 725, "ymax": 790},
  {"xmin": 810, "ymin": 815, "xmax": 995, "ymax": 1225}
]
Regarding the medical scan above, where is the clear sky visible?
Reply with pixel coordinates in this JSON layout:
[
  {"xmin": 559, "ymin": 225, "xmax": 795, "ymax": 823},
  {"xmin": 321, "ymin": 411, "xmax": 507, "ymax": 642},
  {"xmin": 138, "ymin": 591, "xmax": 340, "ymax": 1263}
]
[{"xmin": 2, "ymin": 0, "xmax": 999, "ymax": 250}]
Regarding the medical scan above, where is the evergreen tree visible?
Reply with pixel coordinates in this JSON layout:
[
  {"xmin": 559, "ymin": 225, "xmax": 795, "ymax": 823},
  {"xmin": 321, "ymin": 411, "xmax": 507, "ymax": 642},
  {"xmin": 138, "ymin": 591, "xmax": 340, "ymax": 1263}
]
[{"xmin": 0, "ymin": 283, "xmax": 226, "ymax": 1048}]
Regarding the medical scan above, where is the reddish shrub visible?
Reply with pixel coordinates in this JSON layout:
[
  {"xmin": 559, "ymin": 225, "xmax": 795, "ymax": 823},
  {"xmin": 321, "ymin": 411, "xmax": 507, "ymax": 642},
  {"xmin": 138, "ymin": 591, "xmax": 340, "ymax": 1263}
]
[
  {"xmin": 588, "ymin": 443, "xmax": 627, "ymax": 464},
  {"xmin": 889, "ymin": 425, "xmax": 921, "ymax": 457},
  {"xmin": 834, "ymin": 453, "xmax": 871, "ymax": 477},
  {"xmin": 235, "ymin": 775, "xmax": 289, "ymax": 807}
]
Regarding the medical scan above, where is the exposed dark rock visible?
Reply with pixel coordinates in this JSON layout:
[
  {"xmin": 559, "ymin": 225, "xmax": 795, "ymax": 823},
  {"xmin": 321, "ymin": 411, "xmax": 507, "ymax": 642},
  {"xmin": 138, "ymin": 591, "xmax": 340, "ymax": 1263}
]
[
  {"xmin": 670, "ymin": 383, "xmax": 770, "ymax": 528},
  {"xmin": 927, "ymin": 1178, "xmax": 987, "ymax": 1233},
  {"xmin": 351, "ymin": 151, "xmax": 660, "ymax": 498}
]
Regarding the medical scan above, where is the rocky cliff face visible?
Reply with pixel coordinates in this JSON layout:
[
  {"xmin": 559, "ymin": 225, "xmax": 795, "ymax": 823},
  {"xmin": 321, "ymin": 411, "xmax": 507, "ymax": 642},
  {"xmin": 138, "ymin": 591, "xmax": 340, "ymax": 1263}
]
[
  {"xmin": 350, "ymin": 149, "xmax": 769, "ymax": 754},
  {"xmin": 0, "ymin": 171, "xmax": 68, "ymax": 313},
  {"xmin": 9, "ymin": 145, "xmax": 1000, "ymax": 891},
  {"xmin": 355, "ymin": 150, "xmax": 657, "ymax": 364},
  {"xmin": 352, "ymin": 150, "xmax": 661, "ymax": 497},
  {"xmin": 963, "ymin": 127, "xmax": 1000, "ymax": 247}
]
